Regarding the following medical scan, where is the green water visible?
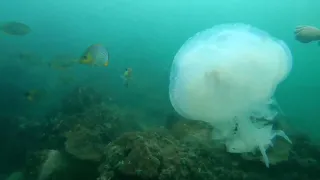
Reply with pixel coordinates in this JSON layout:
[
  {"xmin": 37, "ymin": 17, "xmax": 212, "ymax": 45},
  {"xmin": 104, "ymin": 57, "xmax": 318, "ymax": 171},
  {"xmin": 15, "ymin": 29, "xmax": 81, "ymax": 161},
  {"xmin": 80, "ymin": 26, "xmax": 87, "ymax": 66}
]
[{"xmin": 0, "ymin": 0, "xmax": 319, "ymax": 140}]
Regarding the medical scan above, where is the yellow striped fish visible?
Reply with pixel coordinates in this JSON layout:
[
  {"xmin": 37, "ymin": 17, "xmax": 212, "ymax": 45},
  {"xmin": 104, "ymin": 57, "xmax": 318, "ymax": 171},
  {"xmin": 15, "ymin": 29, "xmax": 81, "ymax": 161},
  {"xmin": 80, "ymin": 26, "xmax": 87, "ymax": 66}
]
[{"xmin": 79, "ymin": 44, "xmax": 109, "ymax": 67}]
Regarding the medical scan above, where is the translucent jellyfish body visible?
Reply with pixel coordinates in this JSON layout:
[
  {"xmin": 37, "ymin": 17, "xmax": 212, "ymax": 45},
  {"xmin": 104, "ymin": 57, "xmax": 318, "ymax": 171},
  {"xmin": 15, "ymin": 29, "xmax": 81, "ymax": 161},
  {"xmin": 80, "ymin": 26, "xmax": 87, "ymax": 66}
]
[{"xmin": 169, "ymin": 23, "xmax": 293, "ymax": 167}]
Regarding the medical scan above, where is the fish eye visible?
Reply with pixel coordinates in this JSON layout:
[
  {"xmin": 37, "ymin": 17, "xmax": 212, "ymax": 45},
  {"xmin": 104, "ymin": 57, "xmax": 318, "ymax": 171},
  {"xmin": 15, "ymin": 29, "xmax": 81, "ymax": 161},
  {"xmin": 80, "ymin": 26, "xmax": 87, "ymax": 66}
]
[{"xmin": 83, "ymin": 55, "xmax": 87, "ymax": 59}]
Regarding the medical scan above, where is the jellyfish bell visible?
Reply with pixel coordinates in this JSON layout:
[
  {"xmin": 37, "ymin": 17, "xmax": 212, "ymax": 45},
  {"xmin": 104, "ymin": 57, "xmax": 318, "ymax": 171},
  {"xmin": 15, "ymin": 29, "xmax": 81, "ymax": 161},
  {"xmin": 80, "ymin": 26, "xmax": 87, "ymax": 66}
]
[
  {"xmin": 169, "ymin": 23, "xmax": 292, "ymax": 124},
  {"xmin": 169, "ymin": 23, "xmax": 293, "ymax": 167}
]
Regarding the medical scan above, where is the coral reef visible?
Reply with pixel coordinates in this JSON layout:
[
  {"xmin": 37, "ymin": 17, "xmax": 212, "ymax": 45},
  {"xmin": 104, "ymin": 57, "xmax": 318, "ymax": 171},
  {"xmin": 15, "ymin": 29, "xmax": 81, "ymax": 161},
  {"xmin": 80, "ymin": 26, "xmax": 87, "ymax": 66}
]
[
  {"xmin": 41, "ymin": 86, "xmax": 143, "ymax": 162},
  {"xmin": 56, "ymin": 103, "xmax": 142, "ymax": 161},
  {"xmin": 97, "ymin": 125, "xmax": 244, "ymax": 180},
  {"xmin": 0, "ymin": 86, "xmax": 142, "ymax": 179},
  {"xmin": 98, "ymin": 119, "xmax": 320, "ymax": 180},
  {"xmin": 2, "ymin": 86, "xmax": 320, "ymax": 180}
]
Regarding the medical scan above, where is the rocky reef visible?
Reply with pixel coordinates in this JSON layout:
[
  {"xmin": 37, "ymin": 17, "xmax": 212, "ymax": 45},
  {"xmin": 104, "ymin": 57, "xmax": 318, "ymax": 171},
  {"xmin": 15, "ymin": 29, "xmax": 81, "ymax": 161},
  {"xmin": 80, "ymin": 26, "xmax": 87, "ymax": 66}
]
[
  {"xmin": 1, "ymin": 86, "xmax": 320, "ymax": 180},
  {"xmin": 97, "ymin": 120, "xmax": 320, "ymax": 180}
]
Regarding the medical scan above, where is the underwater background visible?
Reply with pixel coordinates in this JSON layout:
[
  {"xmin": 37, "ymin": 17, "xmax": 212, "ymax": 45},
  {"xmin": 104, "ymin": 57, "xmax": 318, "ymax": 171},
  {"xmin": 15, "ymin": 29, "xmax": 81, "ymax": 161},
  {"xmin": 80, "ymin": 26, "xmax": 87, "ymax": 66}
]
[{"xmin": 0, "ymin": 0, "xmax": 320, "ymax": 179}]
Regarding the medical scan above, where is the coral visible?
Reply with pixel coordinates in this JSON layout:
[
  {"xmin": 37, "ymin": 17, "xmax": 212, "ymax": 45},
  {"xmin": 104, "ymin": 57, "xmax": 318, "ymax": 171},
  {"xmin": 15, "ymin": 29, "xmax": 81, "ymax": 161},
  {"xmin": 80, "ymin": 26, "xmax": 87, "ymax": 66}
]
[
  {"xmin": 4, "ymin": 83, "xmax": 320, "ymax": 180},
  {"xmin": 98, "ymin": 129, "xmax": 176, "ymax": 180},
  {"xmin": 49, "ymin": 102, "xmax": 142, "ymax": 162},
  {"xmin": 97, "ymin": 119, "xmax": 320, "ymax": 180},
  {"xmin": 52, "ymin": 103, "xmax": 142, "ymax": 142},
  {"xmin": 98, "ymin": 128, "xmax": 244, "ymax": 180}
]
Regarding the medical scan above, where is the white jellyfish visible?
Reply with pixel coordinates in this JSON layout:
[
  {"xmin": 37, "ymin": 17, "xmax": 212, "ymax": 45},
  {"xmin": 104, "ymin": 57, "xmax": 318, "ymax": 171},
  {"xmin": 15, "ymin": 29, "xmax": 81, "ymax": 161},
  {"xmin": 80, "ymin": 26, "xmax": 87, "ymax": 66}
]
[{"xmin": 169, "ymin": 23, "xmax": 292, "ymax": 167}]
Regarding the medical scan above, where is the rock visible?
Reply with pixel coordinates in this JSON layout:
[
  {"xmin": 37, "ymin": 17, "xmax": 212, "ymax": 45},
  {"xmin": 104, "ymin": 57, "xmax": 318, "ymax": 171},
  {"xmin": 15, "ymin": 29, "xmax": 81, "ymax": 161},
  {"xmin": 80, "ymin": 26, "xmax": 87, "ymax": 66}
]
[
  {"xmin": 98, "ymin": 119, "xmax": 320, "ymax": 180},
  {"xmin": 60, "ymin": 103, "xmax": 142, "ymax": 162},
  {"xmin": 98, "ymin": 128, "xmax": 246, "ymax": 180},
  {"xmin": 65, "ymin": 125, "xmax": 105, "ymax": 161},
  {"xmin": 169, "ymin": 119, "xmax": 213, "ymax": 143}
]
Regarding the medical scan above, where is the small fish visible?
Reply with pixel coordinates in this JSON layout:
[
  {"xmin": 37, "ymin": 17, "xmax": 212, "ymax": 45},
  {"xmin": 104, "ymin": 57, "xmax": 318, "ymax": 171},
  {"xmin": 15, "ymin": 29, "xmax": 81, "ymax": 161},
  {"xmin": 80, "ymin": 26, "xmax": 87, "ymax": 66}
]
[
  {"xmin": 79, "ymin": 44, "xmax": 109, "ymax": 67},
  {"xmin": 121, "ymin": 68, "xmax": 132, "ymax": 87},
  {"xmin": 0, "ymin": 22, "xmax": 31, "ymax": 36}
]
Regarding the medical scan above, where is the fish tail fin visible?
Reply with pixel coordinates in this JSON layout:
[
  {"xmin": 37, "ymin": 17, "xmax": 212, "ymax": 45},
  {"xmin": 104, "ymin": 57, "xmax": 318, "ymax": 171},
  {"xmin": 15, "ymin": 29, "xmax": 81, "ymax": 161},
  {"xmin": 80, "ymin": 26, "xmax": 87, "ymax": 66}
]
[
  {"xmin": 120, "ymin": 76, "xmax": 129, "ymax": 87},
  {"xmin": 124, "ymin": 78, "xmax": 129, "ymax": 87}
]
